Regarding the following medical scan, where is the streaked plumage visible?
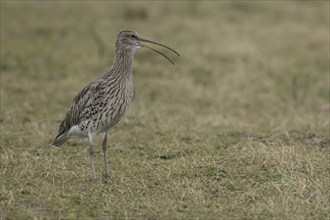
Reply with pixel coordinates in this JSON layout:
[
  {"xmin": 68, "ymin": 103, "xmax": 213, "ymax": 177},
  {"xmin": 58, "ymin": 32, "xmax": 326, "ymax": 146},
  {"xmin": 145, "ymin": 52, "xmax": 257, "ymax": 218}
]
[{"xmin": 53, "ymin": 29, "xmax": 179, "ymax": 181}]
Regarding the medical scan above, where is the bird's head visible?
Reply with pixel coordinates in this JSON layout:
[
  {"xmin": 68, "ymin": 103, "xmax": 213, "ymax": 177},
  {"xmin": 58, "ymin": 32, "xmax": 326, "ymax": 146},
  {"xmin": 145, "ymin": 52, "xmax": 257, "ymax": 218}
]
[{"xmin": 116, "ymin": 29, "xmax": 180, "ymax": 65}]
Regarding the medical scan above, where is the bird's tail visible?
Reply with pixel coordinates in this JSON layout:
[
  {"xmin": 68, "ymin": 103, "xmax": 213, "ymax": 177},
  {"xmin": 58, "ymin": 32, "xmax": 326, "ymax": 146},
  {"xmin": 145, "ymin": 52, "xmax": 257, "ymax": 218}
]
[{"xmin": 53, "ymin": 131, "xmax": 69, "ymax": 147}]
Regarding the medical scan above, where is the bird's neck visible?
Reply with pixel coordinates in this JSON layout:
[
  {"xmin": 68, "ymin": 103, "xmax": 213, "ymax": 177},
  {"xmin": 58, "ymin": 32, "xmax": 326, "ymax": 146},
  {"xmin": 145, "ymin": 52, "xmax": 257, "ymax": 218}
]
[{"xmin": 111, "ymin": 48, "xmax": 135, "ymax": 77}]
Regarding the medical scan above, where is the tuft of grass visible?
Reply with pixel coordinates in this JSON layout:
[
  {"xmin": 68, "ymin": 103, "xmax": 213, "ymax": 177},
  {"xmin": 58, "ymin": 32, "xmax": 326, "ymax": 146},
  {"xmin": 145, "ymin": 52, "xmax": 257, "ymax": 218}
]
[{"xmin": 1, "ymin": 1, "xmax": 329, "ymax": 219}]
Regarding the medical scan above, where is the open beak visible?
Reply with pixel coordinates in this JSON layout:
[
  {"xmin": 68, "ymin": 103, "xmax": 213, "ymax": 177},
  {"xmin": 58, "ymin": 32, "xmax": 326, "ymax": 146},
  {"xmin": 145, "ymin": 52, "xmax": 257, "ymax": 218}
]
[{"xmin": 137, "ymin": 37, "xmax": 180, "ymax": 65}]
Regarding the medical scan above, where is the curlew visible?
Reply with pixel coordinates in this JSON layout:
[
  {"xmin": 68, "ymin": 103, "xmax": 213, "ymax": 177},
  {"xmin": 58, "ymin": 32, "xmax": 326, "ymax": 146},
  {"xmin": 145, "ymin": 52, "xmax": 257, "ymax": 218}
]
[{"xmin": 53, "ymin": 29, "xmax": 179, "ymax": 181}]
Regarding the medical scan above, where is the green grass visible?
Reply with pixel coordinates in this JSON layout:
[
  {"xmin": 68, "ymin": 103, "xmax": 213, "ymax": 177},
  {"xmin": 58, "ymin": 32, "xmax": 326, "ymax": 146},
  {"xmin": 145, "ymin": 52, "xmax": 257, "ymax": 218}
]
[{"xmin": 1, "ymin": 1, "xmax": 329, "ymax": 219}]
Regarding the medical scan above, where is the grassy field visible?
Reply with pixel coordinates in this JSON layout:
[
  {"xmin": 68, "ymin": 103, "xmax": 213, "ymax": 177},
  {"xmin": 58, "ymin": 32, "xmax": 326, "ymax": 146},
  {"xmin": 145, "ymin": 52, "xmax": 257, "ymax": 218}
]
[{"xmin": 1, "ymin": 1, "xmax": 329, "ymax": 219}]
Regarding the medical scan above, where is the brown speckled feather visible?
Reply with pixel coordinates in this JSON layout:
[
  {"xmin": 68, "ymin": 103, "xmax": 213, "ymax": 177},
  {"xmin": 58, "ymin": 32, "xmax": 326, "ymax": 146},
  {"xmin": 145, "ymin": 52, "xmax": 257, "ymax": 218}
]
[
  {"xmin": 55, "ymin": 79, "xmax": 104, "ymax": 138},
  {"xmin": 53, "ymin": 64, "xmax": 134, "ymax": 147}
]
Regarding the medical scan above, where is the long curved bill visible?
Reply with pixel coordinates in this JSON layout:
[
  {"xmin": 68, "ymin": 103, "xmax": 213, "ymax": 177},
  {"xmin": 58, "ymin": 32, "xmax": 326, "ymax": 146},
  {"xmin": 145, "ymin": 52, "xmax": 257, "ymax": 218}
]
[{"xmin": 137, "ymin": 37, "xmax": 180, "ymax": 65}]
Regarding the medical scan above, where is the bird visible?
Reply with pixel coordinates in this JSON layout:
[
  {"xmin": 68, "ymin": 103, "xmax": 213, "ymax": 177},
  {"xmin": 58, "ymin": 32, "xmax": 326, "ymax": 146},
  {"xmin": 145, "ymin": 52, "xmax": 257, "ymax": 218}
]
[{"xmin": 53, "ymin": 29, "xmax": 179, "ymax": 181}]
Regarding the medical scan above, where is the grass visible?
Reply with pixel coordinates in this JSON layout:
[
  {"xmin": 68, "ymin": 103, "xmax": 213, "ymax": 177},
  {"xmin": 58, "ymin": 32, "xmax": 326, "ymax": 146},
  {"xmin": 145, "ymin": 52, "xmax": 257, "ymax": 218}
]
[{"xmin": 1, "ymin": 1, "xmax": 329, "ymax": 219}]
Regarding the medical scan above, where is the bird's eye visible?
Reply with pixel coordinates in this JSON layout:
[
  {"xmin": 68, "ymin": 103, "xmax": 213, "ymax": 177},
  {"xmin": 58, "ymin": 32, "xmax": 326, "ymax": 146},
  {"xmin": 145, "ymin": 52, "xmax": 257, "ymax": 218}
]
[{"xmin": 130, "ymin": 34, "xmax": 137, "ymax": 39}]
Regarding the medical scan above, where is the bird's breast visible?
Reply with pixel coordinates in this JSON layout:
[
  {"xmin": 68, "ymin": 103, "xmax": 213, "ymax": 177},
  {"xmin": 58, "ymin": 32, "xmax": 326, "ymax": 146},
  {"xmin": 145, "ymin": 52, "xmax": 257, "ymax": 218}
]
[{"xmin": 102, "ymin": 80, "xmax": 134, "ymax": 126}]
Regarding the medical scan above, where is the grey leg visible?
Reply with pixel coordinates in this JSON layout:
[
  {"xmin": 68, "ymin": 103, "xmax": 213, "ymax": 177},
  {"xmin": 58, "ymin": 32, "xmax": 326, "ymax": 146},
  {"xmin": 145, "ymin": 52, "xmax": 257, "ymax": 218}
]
[
  {"xmin": 88, "ymin": 133, "xmax": 96, "ymax": 181},
  {"xmin": 102, "ymin": 132, "xmax": 110, "ymax": 179}
]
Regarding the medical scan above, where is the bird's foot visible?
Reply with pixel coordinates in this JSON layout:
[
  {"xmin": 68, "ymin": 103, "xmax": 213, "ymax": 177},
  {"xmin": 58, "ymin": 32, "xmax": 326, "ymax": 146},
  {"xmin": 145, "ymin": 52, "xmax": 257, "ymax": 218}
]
[
  {"xmin": 102, "ymin": 172, "xmax": 112, "ymax": 183},
  {"xmin": 89, "ymin": 177, "xmax": 98, "ymax": 184}
]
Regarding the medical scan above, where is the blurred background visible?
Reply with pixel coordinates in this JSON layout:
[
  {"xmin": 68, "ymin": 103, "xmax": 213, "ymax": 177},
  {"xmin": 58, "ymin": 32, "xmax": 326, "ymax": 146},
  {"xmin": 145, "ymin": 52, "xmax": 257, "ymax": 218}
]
[
  {"xmin": 1, "ymin": 1, "xmax": 328, "ymax": 139},
  {"xmin": 0, "ymin": 1, "xmax": 329, "ymax": 219}
]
